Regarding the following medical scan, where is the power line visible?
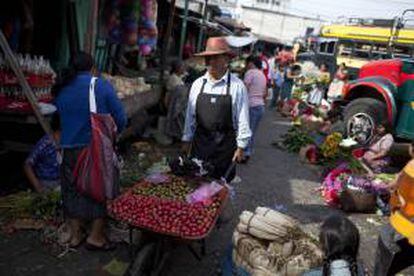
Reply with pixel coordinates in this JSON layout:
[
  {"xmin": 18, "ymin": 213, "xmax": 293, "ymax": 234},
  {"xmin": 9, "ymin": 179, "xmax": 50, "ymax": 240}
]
[
  {"xmin": 295, "ymin": 0, "xmax": 412, "ymax": 5},
  {"xmin": 286, "ymin": 0, "xmax": 411, "ymax": 20},
  {"xmin": 241, "ymin": 0, "xmax": 412, "ymax": 23},
  {"xmin": 287, "ymin": 7, "xmax": 334, "ymax": 19},
  {"xmin": 292, "ymin": 0, "xmax": 410, "ymax": 12}
]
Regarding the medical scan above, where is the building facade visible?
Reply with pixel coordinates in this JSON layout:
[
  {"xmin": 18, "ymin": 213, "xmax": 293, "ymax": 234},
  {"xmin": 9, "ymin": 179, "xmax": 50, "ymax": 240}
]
[{"xmin": 179, "ymin": 0, "xmax": 324, "ymax": 44}]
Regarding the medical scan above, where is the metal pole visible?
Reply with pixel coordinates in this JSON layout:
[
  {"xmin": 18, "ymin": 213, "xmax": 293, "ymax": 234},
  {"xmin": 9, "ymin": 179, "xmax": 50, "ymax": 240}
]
[
  {"xmin": 0, "ymin": 30, "xmax": 52, "ymax": 136},
  {"xmin": 196, "ymin": 0, "xmax": 208, "ymax": 52},
  {"xmin": 90, "ymin": 0, "xmax": 99, "ymax": 56},
  {"xmin": 178, "ymin": 0, "xmax": 190, "ymax": 59},
  {"xmin": 160, "ymin": 0, "xmax": 176, "ymax": 83}
]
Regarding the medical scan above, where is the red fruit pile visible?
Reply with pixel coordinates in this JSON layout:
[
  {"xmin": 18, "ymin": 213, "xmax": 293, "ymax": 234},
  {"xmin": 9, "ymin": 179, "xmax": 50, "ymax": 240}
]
[{"xmin": 108, "ymin": 181, "xmax": 226, "ymax": 238}]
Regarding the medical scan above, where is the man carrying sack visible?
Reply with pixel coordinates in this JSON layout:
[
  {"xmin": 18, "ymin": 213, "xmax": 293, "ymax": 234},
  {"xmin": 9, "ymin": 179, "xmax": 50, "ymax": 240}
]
[{"xmin": 182, "ymin": 37, "xmax": 251, "ymax": 182}]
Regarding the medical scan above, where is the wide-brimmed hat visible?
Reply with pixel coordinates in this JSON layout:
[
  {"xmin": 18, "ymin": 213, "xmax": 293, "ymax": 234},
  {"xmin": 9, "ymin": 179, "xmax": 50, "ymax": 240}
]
[{"xmin": 194, "ymin": 37, "xmax": 231, "ymax": 57}]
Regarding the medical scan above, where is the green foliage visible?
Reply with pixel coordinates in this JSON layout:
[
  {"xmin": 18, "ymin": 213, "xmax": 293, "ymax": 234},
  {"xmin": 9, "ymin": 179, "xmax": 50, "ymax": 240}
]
[
  {"xmin": 282, "ymin": 127, "xmax": 314, "ymax": 153},
  {"xmin": 0, "ymin": 190, "xmax": 60, "ymax": 220}
]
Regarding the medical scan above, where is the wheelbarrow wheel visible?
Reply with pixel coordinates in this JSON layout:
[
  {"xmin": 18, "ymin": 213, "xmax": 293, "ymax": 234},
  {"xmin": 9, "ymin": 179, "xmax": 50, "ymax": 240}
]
[{"xmin": 126, "ymin": 243, "xmax": 156, "ymax": 276}]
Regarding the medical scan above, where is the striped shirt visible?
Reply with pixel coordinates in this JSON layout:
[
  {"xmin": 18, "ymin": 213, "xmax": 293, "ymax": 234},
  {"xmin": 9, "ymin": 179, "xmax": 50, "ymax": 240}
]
[{"xmin": 182, "ymin": 71, "xmax": 252, "ymax": 149}]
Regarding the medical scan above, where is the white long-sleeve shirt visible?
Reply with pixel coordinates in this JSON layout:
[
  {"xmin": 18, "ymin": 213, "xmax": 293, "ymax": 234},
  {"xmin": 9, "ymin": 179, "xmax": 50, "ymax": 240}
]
[{"xmin": 182, "ymin": 71, "xmax": 252, "ymax": 149}]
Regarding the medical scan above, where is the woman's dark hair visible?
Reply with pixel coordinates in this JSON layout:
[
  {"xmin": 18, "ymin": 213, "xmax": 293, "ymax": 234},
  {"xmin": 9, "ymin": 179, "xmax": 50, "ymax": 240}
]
[
  {"xmin": 320, "ymin": 214, "xmax": 360, "ymax": 276},
  {"xmin": 377, "ymin": 122, "xmax": 391, "ymax": 133},
  {"xmin": 72, "ymin": 52, "xmax": 94, "ymax": 72},
  {"xmin": 246, "ymin": 55, "xmax": 262, "ymax": 69},
  {"xmin": 291, "ymin": 64, "xmax": 301, "ymax": 72},
  {"xmin": 52, "ymin": 51, "xmax": 95, "ymax": 97},
  {"xmin": 50, "ymin": 112, "xmax": 60, "ymax": 132},
  {"xmin": 170, "ymin": 59, "xmax": 184, "ymax": 74}
]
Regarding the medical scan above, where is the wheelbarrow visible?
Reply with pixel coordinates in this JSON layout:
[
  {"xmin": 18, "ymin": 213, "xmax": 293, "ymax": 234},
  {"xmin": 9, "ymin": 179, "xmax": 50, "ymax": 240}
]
[{"xmin": 110, "ymin": 163, "xmax": 236, "ymax": 276}]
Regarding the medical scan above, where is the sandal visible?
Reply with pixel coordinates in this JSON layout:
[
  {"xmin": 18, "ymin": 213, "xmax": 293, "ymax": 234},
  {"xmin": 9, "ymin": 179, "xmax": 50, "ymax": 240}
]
[
  {"xmin": 85, "ymin": 241, "xmax": 116, "ymax": 251},
  {"xmin": 69, "ymin": 234, "xmax": 86, "ymax": 249},
  {"xmin": 69, "ymin": 230, "xmax": 87, "ymax": 249}
]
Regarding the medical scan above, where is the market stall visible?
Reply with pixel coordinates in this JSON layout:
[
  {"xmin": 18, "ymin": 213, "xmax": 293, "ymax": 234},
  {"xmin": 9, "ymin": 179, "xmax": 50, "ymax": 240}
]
[
  {"xmin": 273, "ymin": 62, "xmax": 398, "ymax": 215},
  {"xmin": 0, "ymin": 0, "xmax": 167, "ymax": 200},
  {"xmin": 0, "ymin": 54, "xmax": 55, "ymax": 113},
  {"xmin": 0, "ymin": 30, "xmax": 58, "ymax": 159},
  {"xmin": 102, "ymin": 73, "xmax": 161, "ymax": 118},
  {"xmin": 0, "ymin": 0, "xmax": 163, "ymax": 145},
  {"xmin": 0, "ymin": 0, "xmax": 84, "ymax": 151},
  {"xmin": 95, "ymin": 0, "xmax": 165, "ymax": 139}
]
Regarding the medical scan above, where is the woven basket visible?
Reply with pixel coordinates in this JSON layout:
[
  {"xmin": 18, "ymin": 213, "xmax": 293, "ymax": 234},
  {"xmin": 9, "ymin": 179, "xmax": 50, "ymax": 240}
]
[{"xmin": 339, "ymin": 187, "xmax": 376, "ymax": 213}]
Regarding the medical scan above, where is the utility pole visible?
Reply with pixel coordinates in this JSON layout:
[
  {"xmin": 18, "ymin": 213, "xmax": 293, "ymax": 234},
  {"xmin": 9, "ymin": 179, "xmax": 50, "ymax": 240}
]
[{"xmin": 179, "ymin": 0, "xmax": 190, "ymax": 59}]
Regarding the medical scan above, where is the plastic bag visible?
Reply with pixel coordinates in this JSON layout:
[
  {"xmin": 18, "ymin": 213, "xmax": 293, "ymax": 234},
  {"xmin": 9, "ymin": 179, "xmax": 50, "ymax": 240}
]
[
  {"xmin": 186, "ymin": 181, "xmax": 223, "ymax": 205},
  {"xmin": 73, "ymin": 78, "xmax": 119, "ymax": 203},
  {"xmin": 144, "ymin": 173, "xmax": 170, "ymax": 184}
]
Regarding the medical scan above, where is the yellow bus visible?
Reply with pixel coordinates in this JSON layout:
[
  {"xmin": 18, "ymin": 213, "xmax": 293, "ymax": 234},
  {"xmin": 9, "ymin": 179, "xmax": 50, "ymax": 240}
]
[{"xmin": 298, "ymin": 10, "xmax": 414, "ymax": 78}]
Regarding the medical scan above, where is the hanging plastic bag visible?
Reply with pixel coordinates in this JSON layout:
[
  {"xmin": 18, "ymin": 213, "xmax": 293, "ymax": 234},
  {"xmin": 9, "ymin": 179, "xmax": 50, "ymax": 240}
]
[{"xmin": 73, "ymin": 78, "xmax": 119, "ymax": 203}]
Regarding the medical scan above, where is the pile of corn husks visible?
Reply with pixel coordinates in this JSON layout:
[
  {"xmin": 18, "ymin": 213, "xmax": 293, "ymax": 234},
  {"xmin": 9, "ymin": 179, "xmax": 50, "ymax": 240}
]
[{"xmin": 233, "ymin": 207, "xmax": 323, "ymax": 276}]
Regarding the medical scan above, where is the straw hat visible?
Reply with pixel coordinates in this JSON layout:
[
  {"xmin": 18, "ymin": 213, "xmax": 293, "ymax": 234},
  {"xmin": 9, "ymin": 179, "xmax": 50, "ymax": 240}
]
[{"xmin": 194, "ymin": 36, "xmax": 231, "ymax": 57}]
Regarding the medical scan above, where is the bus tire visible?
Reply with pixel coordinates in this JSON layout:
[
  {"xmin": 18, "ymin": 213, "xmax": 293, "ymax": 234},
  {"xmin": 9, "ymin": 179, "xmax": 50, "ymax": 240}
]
[{"xmin": 344, "ymin": 98, "xmax": 388, "ymax": 144}]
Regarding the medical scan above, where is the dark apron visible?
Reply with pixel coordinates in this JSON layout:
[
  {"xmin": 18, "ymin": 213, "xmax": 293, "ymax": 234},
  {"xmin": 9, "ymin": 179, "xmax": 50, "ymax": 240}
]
[
  {"xmin": 374, "ymin": 224, "xmax": 414, "ymax": 275},
  {"xmin": 192, "ymin": 73, "xmax": 237, "ymax": 182}
]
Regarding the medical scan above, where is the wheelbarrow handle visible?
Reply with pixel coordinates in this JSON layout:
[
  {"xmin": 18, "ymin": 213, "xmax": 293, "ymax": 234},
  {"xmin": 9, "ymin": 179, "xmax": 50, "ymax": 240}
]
[{"xmin": 223, "ymin": 162, "xmax": 237, "ymax": 182}]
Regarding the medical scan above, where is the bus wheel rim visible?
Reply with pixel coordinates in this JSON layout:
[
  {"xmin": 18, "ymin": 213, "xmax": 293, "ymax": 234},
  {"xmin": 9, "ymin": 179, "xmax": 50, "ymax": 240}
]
[{"xmin": 347, "ymin": 112, "xmax": 375, "ymax": 144}]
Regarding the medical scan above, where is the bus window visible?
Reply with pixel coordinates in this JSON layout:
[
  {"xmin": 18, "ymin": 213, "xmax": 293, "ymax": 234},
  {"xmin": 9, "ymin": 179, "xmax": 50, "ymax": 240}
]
[
  {"xmin": 337, "ymin": 41, "xmax": 353, "ymax": 58},
  {"xmin": 318, "ymin": 41, "xmax": 336, "ymax": 55},
  {"xmin": 327, "ymin": 41, "xmax": 336, "ymax": 54},
  {"xmin": 310, "ymin": 42, "xmax": 317, "ymax": 52},
  {"xmin": 393, "ymin": 45, "xmax": 412, "ymax": 58},
  {"xmin": 318, "ymin": 42, "xmax": 327, "ymax": 54},
  {"xmin": 371, "ymin": 44, "xmax": 389, "ymax": 60},
  {"xmin": 354, "ymin": 42, "xmax": 372, "ymax": 59}
]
